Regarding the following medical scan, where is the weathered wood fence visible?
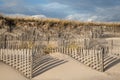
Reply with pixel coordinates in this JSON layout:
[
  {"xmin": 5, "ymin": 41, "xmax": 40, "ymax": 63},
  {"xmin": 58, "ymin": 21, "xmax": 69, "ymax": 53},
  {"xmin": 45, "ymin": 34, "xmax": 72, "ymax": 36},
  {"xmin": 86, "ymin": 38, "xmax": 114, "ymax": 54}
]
[
  {"xmin": 0, "ymin": 49, "xmax": 33, "ymax": 79},
  {"xmin": 43, "ymin": 47, "xmax": 104, "ymax": 71},
  {"xmin": 0, "ymin": 43, "xmax": 105, "ymax": 79},
  {"xmin": 0, "ymin": 34, "xmax": 120, "ymax": 79}
]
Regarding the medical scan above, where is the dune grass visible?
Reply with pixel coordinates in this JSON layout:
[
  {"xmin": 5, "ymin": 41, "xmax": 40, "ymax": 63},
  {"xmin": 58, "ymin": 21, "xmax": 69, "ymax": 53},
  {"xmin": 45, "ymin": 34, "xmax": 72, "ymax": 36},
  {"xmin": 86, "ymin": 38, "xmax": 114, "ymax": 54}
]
[{"xmin": 0, "ymin": 14, "xmax": 120, "ymax": 28}]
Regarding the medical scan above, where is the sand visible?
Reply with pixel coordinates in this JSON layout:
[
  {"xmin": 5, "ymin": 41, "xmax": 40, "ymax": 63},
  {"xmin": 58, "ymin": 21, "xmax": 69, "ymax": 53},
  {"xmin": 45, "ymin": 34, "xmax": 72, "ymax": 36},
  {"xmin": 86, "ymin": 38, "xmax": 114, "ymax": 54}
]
[
  {"xmin": 0, "ymin": 61, "xmax": 28, "ymax": 80},
  {"xmin": 0, "ymin": 53, "xmax": 120, "ymax": 80}
]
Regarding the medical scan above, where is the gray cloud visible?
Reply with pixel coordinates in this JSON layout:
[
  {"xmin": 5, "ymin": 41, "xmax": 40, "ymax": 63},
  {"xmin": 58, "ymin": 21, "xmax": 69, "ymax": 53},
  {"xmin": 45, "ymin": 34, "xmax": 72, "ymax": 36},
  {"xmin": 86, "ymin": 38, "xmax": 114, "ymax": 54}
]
[
  {"xmin": 49, "ymin": 0, "xmax": 120, "ymax": 8},
  {"xmin": 65, "ymin": 6, "xmax": 120, "ymax": 22},
  {"xmin": 51, "ymin": 0, "xmax": 120, "ymax": 22},
  {"xmin": 94, "ymin": 6, "xmax": 120, "ymax": 22},
  {"xmin": 0, "ymin": 0, "xmax": 120, "ymax": 22},
  {"xmin": 0, "ymin": 1, "xmax": 71, "ymax": 18}
]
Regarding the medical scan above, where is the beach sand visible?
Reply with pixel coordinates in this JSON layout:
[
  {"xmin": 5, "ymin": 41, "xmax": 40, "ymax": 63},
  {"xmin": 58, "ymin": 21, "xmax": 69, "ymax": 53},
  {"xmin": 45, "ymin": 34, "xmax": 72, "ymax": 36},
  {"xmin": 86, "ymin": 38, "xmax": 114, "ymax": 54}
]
[
  {"xmin": 0, "ymin": 61, "xmax": 28, "ymax": 80},
  {"xmin": 0, "ymin": 53, "xmax": 120, "ymax": 80}
]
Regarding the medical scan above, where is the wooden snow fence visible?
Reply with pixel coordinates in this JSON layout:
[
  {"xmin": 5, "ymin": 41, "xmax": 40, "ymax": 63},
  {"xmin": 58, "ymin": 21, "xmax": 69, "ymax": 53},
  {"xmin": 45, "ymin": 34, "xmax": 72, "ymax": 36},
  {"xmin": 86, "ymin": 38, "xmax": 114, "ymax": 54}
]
[
  {"xmin": 0, "ymin": 48, "xmax": 33, "ymax": 79},
  {"xmin": 43, "ymin": 47, "xmax": 104, "ymax": 72}
]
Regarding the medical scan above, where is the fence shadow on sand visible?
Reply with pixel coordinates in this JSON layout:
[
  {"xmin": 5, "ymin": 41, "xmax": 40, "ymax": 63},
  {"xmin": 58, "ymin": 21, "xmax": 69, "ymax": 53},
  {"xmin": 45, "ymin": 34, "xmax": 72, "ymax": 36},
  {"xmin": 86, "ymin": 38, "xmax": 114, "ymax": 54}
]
[{"xmin": 32, "ymin": 55, "xmax": 68, "ymax": 78}]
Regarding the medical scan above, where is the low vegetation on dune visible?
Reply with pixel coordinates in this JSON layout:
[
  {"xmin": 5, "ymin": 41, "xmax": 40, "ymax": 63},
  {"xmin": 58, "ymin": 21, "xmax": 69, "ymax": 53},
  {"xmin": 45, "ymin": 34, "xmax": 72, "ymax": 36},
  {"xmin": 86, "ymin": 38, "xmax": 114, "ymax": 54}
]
[
  {"xmin": 0, "ymin": 14, "xmax": 120, "ymax": 49},
  {"xmin": 0, "ymin": 14, "xmax": 120, "ymax": 38},
  {"xmin": 0, "ymin": 14, "xmax": 120, "ymax": 31}
]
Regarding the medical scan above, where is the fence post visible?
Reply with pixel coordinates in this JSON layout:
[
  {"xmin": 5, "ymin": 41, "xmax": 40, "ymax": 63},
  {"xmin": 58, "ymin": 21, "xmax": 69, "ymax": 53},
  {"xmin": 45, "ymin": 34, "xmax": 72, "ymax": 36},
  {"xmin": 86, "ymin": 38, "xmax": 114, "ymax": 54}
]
[
  {"xmin": 30, "ymin": 47, "xmax": 33, "ymax": 79},
  {"xmin": 101, "ymin": 47, "xmax": 104, "ymax": 72},
  {"xmin": 0, "ymin": 49, "xmax": 1, "ymax": 61},
  {"xmin": 4, "ymin": 35, "xmax": 7, "ymax": 49}
]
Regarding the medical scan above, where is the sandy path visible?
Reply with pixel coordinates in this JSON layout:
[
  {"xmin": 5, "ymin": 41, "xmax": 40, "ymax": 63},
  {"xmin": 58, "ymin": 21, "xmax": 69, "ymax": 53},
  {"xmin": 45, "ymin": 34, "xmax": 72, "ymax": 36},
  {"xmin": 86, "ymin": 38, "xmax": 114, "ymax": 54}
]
[
  {"xmin": 0, "ymin": 61, "xmax": 28, "ymax": 80},
  {"xmin": 32, "ymin": 53, "xmax": 116, "ymax": 80},
  {"xmin": 0, "ymin": 53, "xmax": 120, "ymax": 80},
  {"xmin": 105, "ymin": 61, "xmax": 120, "ymax": 80}
]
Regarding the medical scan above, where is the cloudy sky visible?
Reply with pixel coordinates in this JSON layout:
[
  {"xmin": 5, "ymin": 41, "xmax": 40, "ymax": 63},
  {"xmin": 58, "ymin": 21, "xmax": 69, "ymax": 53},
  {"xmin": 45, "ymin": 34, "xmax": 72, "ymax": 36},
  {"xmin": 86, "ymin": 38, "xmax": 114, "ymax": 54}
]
[{"xmin": 0, "ymin": 0, "xmax": 120, "ymax": 22}]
